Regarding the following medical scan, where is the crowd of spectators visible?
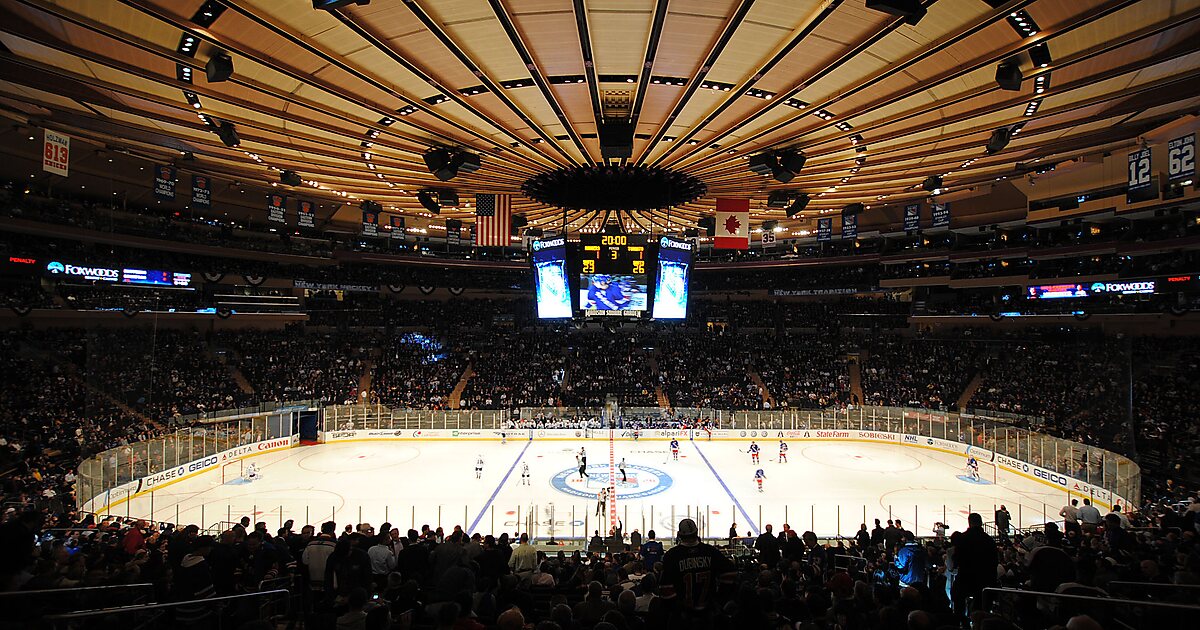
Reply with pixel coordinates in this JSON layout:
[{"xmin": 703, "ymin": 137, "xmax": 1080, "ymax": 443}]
[
  {"xmin": 372, "ymin": 333, "xmax": 465, "ymax": 409},
  {"xmin": 561, "ymin": 333, "xmax": 659, "ymax": 408},
  {"xmin": 459, "ymin": 332, "xmax": 566, "ymax": 409},
  {"xmin": 860, "ymin": 338, "xmax": 979, "ymax": 410},
  {"xmin": 0, "ymin": 331, "xmax": 158, "ymax": 515},
  {"xmin": 658, "ymin": 332, "xmax": 764, "ymax": 410},
  {"xmin": 220, "ymin": 326, "xmax": 365, "ymax": 405},
  {"xmin": 752, "ymin": 335, "xmax": 851, "ymax": 409},
  {"xmin": 2, "ymin": 493, "xmax": 1196, "ymax": 629}
]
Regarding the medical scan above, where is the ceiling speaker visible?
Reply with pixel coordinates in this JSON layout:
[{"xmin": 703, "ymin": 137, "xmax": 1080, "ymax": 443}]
[
  {"xmin": 995, "ymin": 58, "xmax": 1023, "ymax": 91},
  {"xmin": 205, "ymin": 51, "xmax": 233, "ymax": 83}
]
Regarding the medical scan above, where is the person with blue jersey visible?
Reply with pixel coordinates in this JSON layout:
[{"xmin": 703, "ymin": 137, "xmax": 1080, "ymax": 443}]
[
  {"xmin": 754, "ymin": 468, "xmax": 766, "ymax": 492},
  {"xmin": 670, "ymin": 438, "xmax": 679, "ymax": 461},
  {"xmin": 749, "ymin": 441, "xmax": 760, "ymax": 464},
  {"xmin": 586, "ymin": 276, "xmax": 620, "ymax": 310},
  {"xmin": 778, "ymin": 440, "xmax": 788, "ymax": 463},
  {"xmin": 604, "ymin": 276, "xmax": 632, "ymax": 309},
  {"xmin": 966, "ymin": 455, "xmax": 979, "ymax": 481}
]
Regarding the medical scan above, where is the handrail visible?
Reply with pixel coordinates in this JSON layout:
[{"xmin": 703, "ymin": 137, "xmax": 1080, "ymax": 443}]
[
  {"xmin": 983, "ymin": 586, "xmax": 1200, "ymax": 611},
  {"xmin": 0, "ymin": 583, "xmax": 155, "ymax": 599},
  {"xmin": 44, "ymin": 589, "xmax": 290, "ymax": 622}
]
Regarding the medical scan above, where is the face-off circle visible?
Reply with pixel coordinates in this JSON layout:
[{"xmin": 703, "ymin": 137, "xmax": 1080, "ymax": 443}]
[{"xmin": 550, "ymin": 464, "xmax": 673, "ymax": 500}]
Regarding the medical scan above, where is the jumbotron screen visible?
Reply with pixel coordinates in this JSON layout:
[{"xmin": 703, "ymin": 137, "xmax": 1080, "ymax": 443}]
[
  {"xmin": 530, "ymin": 237, "xmax": 572, "ymax": 319},
  {"xmin": 652, "ymin": 236, "xmax": 693, "ymax": 320},
  {"xmin": 579, "ymin": 234, "xmax": 648, "ymax": 315}
]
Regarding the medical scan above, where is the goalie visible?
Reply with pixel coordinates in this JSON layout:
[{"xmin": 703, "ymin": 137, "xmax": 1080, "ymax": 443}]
[
  {"xmin": 243, "ymin": 462, "xmax": 261, "ymax": 482},
  {"xmin": 964, "ymin": 455, "xmax": 980, "ymax": 482}
]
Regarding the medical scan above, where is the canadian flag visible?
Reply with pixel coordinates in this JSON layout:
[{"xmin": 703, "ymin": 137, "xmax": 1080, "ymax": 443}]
[{"xmin": 714, "ymin": 198, "xmax": 750, "ymax": 249}]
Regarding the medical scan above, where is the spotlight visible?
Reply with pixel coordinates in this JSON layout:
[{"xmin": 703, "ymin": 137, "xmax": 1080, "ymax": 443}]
[
  {"xmin": 416, "ymin": 189, "xmax": 440, "ymax": 214},
  {"xmin": 748, "ymin": 153, "xmax": 780, "ymax": 177},
  {"xmin": 922, "ymin": 175, "xmax": 943, "ymax": 192},
  {"xmin": 216, "ymin": 121, "xmax": 239, "ymax": 147},
  {"xmin": 423, "ymin": 147, "xmax": 479, "ymax": 181},
  {"xmin": 449, "ymin": 151, "xmax": 481, "ymax": 176},
  {"xmin": 281, "ymin": 170, "xmax": 302, "ymax": 186},
  {"xmin": 995, "ymin": 58, "xmax": 1022, "ymax": 91},
  {"xmin": 205, "ymin": 51, "xmax": 233, "ymax": 83},
  {"xmin": 778, "ymin": 149, "xmax": 806, "ymax": 174},
  {"xmin": 767, "ymin": 191, "xmax": 792, "ymax": 208},
  {"xmin": 986, "ymin": 127, "xmax": 1011, "ymax": 155},
  {"xmin": 749, "ymin": 149, "xmax": 804, "ymax": 183},
  {"xmin": 785, "ymin": 194, "xmax": 810, "ymax": 218}
]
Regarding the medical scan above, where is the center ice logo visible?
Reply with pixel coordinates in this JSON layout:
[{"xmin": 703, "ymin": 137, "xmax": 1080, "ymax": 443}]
[{"xmin": 550, "ymin": 465, "xmax": 673, "ymax": 500}]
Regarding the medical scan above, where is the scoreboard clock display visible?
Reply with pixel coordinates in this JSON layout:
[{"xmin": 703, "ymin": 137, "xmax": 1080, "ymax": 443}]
[{"xmin": 578, "ymin": 234, "xmax": 649, "ymax": 314}]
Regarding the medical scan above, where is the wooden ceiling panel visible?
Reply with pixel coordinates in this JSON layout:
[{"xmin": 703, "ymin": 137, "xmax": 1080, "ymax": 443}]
[{"xmin": 0, "ymin": 0, "xmax": 1193, "ymax": 228}]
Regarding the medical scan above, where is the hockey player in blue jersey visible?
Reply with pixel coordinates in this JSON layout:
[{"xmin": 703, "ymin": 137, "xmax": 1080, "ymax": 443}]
[
  {"xmin": 778, "ymin": 440, "xmax": 788, "ymax": 463},
  {"xmin": 749, "ymin": 441, "xmax": 760, "ymax": 464},
  {"xmin": 670, "ymin": 438, "xmax": 680, "ymax": 461},
  {"xmin": 585, "ymin": 276, "xmax": 621, "ymax": 310},
  {"xmin": 755, "ymin": 468, "xmax": 766, "ymax": 492}
]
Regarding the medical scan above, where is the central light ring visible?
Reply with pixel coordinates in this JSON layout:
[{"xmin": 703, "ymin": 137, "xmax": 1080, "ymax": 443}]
[{"xmin": 521, "ymin": 165, "xmax": 706, "ymax": 211}]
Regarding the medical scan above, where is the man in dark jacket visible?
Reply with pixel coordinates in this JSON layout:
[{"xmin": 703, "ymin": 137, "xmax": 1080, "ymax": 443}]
[
  {"xmin": 173, "ymin": 535, "xmax": 216, "ymax": 626},
  {"xmin": 952, "ymin": 513, "xmax": 997, "ymax": 615},
  {"xmin": 870, "ymin": 519, "xmax": 885, "ymax": 547},
  {"xmin": 754, "ymin": 524, "xmax": 780, "ymax": 567}
]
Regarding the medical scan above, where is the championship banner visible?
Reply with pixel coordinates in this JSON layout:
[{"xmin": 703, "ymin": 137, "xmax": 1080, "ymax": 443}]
[
  {"xmin": 42, "ymin": 129, "xmax": 70, "ymax": 176},
  {"xmin": 931, "ymin": 202, "xmax": 950, "ymax": 228},
  {"xmin": 154, "ymin": 165, "xmax": 177, "ymax": 201},
  {"xmin": 817, "ymin": 217, "xmax": 832, "ymax": 242},
  {"xmin": 841, "ymin": 212, "xmax": 858, "ymax": 239},
  {"xmin": 191, "ymin": 175, "xmax": 212, "ymax": 209},
  {"xmin": 903, "ymin": 204, "xmax": 920, "ymax": 232},
  {"xmin": 297, "ymin": 200, "xmax": 316, "ymax": 228},
  {"xmin": 390, "ymin": 215, "xmax": 405, "ymax": 240},
  {"xmin": 362, "ymin": 210, "xmax": 378, "ymax": 237},
  {"xmin": 267, "ymin": 193, "xmax": 287, "ymax": 224}
]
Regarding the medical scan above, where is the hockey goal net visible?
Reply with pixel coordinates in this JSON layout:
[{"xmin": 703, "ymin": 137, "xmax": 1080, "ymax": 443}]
[{"xmin": 221, "ymin": 460, "xmax": 244, "ymax": 484}]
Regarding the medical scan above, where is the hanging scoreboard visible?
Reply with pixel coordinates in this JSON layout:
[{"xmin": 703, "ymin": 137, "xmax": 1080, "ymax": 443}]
[{"xmin": 578, "ymin": 233, "xmax": 648, "ymax": 314}]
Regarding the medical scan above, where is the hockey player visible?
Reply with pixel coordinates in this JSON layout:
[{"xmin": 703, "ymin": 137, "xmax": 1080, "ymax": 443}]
[
  {"xmin": 244, "ymin": 462, "xmax": 260, "ymax": 482},
  {"xmin": 966, "ymin": 455, "xmax": 980, "ymax": 482},
  {"xmin": 779, "ymin": 440, "xmax": 788, "ymax": 463},
  {"xmin": 475, "ymin": 455, "xmax": 484, "ymax": 480},
  {"xmin": 596, "ymin": 488, "xmax": 608, "ymax": 517},
  {"xmin": 670, "ymin": 438, "xmax": 680, "ymax": 461},
  {"xmin": 521, "ymin": 462, "xmax": 530, "ymax": 486},
  {"xmin": 632, "ymin": 427, "xmax": 640, "ymax": 442},
  {"xmin": 749, "ymin": 441, "xmax": 761, "ymax": 465},
  {"xmin": 577, "ymin": 450, "xmax": 589, "ymax": 479},
  {"xmin": 501, "ymin": 431, "xmax": 507, "ymax": 445},
  {"xmin": 754, "ymin": 468, "xmax": 766, "ymax": 492}
]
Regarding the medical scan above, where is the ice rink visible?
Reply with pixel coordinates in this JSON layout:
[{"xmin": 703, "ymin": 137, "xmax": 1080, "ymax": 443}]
[{"xmin": 111, "ymin": 436, "xmax": 1070, "ymax": 539}]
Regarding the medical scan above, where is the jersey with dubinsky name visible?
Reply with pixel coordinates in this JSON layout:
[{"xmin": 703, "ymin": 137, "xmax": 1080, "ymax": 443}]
[{"xmin": 660, "ymin": 542, "xmax": 735, "ymax": 611}]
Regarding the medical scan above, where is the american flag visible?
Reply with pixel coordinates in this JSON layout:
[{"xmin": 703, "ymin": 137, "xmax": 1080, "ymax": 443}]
[{"xmin": 474, "ymin": 193, "xmax": 512, "ymax": 247}]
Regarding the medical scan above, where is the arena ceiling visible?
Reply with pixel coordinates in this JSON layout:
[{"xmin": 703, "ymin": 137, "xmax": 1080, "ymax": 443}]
[{"xmin": 0, "ymin": 0, "xmax": 1198, "ymax": 233}]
